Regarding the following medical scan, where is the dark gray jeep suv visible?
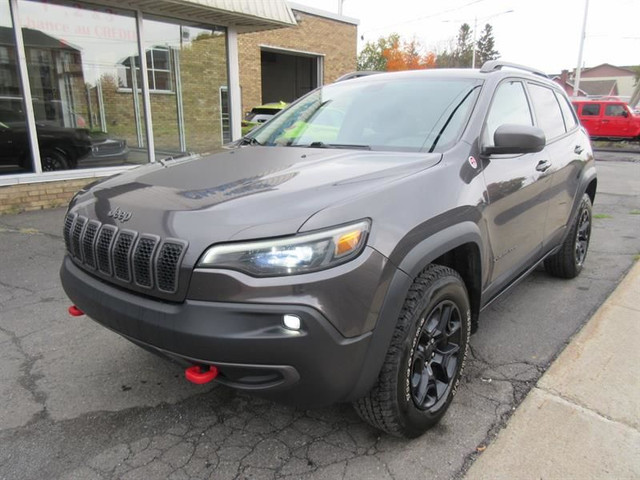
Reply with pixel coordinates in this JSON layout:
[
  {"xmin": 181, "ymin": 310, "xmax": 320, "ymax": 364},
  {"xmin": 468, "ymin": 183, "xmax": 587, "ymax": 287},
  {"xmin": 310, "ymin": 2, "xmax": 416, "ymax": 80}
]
[{"xmin": 60, "ymin": 61, "xmax": 596, "ymax": 438}]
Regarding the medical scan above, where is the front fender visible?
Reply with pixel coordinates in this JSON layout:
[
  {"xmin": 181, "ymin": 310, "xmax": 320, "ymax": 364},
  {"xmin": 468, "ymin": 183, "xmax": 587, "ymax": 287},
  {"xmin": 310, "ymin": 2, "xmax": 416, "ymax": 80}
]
[{"xmin": 346, "ymin": 220, "xmax": 484, "ymax": 401}]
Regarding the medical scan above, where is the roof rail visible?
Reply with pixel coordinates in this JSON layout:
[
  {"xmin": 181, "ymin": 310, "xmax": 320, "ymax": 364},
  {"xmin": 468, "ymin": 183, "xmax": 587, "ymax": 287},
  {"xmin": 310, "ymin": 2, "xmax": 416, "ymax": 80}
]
[
  {"xmin": 334, "ymin": 71, "xmax": 382, "ymax": 82},
  {"xmin": 480, "ymin": 60, "xmax": 548, "ymax": 78}
]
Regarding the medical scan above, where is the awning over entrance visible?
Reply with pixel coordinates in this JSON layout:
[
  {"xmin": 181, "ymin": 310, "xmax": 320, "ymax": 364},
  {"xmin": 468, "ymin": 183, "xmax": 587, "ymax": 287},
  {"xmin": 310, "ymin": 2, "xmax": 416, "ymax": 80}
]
[{"xmin": 98, "ymin": 0, "xmax": 297, "ymax": 32}]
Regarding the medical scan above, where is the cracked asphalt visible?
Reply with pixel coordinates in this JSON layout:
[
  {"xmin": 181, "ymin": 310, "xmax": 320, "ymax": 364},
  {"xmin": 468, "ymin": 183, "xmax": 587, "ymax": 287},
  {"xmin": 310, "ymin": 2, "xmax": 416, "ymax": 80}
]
[{"xmin": 1, "ymin": 154, "xmax": 639, "ymax": 480}]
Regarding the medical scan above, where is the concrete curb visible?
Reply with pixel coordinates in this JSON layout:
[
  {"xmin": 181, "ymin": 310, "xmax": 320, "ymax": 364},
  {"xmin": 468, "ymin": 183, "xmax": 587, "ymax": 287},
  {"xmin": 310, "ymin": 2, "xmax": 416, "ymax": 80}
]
[{"xmin": 465, "ymin": 261, "xmax": 640, "ymax": 480}]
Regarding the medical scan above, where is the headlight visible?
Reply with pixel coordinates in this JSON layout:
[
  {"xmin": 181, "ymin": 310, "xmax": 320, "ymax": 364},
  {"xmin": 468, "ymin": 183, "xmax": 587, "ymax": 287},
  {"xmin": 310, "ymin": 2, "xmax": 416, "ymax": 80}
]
[{"xmin": 197, "ymin": 219, "xmax": 370, "ymax": 277}]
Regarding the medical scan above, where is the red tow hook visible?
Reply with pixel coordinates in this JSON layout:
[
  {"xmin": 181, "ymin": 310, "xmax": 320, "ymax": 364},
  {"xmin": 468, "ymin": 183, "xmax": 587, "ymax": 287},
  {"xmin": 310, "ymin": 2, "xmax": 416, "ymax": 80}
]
[
  {"xmin": 68, "ymin": 305, "xmax": 84, "ymax": 317},
  {"xmin": 185, "ymin": 365, "xmax": 219, "ymax": 384}
]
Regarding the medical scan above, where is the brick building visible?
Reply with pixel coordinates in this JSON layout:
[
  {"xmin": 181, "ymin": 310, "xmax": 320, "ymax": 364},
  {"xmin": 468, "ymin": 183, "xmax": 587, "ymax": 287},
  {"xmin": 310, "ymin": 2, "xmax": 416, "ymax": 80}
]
[
  {"xmin": 0, "ymin": 0, "xmax": 358, "ymax": 214},
  {"xmin": 238, "ymin": 3, "xmax": 358, "ymax": 116}
]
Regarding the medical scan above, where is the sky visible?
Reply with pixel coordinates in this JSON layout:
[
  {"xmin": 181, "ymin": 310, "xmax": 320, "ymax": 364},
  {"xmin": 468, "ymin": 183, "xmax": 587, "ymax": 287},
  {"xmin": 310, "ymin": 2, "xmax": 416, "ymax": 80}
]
[{"xmin": 293, "ymin": 0, "xmax": 640, "ymax": 74}]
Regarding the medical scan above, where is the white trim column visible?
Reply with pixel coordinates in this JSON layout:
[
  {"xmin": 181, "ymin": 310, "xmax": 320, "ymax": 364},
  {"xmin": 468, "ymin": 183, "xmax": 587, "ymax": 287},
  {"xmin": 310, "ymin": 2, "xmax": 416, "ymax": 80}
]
[
  {"xmin": 136, "ymin": 10, "xmax": 156, "ymax": 162},
  {"xmin": 9, "ymin": 0, "xmax": 42, "ymax": 174},
  {"xmin": 226, "ymin": 26, "xmax": 242, "ymax": 141}
]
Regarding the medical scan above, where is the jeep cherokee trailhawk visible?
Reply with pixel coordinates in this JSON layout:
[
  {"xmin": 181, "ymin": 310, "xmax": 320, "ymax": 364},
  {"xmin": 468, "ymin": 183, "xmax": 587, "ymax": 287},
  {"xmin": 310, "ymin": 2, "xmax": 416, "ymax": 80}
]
[{"xmin": 61, "ymin": 61, "xmax": 596, "ymax": 438}]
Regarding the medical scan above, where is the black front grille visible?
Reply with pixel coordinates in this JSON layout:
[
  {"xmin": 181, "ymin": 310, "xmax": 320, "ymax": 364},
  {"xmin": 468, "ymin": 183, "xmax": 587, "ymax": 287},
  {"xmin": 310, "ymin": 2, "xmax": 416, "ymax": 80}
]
[
  {"xmin": 64, "ymin": 215, "xmax": 187, "ymax": 297},
  {"xmin": 133, "ymin": 237, "xmax": 158, "ymax": 288},
  {"xmin": 71, "ymin": 216, "xmax": 86, "ymax": 260},
  {"xmin": 156, "ymin": 242, "xmax": 186, "ymax": 293},
  {"xmin": 96, "ymin": 226, "xmax": 116, "ymax": 275},
  {"xmin": 82, "ymin": 221, "xmax": 99, "ymax": 269},
  {"xmin": 63, "ymin": 213, "xmax": 75, "ymax": 253},
  {"xmin": 113, "ymin": 231, "xmax": 136, "ymax": 282}
]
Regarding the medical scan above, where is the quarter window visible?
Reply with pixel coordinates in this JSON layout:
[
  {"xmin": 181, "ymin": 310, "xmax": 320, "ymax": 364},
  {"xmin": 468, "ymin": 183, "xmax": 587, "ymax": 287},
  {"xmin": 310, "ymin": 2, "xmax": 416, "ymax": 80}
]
[
  {"xmin": 484, "ymin": 80, "xmax": 533, "ymax": 147},
  {"xmin": 557, "ymin": 93, "xmax": 578, "ymax": 131},
  {"xmin": 582, "ymin": 104, "xmax": 600, "ymax": 116},
  {"xmin": 528, "ymin": 84, "xmax": 566, "ymax": 140}
]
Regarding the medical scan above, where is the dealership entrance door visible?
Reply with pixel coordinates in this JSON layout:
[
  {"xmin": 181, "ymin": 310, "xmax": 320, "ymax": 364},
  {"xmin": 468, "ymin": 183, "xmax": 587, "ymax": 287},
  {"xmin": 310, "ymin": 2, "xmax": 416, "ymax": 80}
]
[{"xmin": 260, "ymin": 48, "xmax": 322, "ymax": 104}]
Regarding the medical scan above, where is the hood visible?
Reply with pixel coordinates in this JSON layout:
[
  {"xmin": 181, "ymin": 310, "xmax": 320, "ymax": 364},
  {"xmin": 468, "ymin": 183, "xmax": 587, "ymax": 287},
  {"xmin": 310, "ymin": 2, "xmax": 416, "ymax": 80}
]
[{"xmin": 71, "ymin": 146, "xmax": 441, "ymax": 261}]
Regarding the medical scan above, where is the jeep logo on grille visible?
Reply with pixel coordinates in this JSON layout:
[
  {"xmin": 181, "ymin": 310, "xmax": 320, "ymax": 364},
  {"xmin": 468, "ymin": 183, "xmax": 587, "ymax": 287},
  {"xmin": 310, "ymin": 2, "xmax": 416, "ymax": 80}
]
[{"xmin": 107, "ymin": 207, "xmax": 132, "ymax": 223}]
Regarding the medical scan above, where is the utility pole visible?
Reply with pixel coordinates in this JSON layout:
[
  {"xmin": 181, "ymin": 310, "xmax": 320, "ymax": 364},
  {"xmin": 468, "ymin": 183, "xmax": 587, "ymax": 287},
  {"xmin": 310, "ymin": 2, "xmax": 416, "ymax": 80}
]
[
  {"xmin": 338, "ymin": 0, "xmax": 344, "ymax": 15},
  {"xmin": 573, "ymin": 0, "xmax": 589, "ymax": 97},
  {"xmin": 472, "ymin": 16, "xmax": 477, "ymax": 69}
]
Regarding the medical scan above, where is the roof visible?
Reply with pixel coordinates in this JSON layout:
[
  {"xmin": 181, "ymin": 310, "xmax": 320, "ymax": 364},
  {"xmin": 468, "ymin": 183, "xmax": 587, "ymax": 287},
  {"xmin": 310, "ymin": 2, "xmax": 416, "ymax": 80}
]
[
  {"xmin": 579, "ymin": 79, "xmax": 618, "ymax": 96},
  {"xmin": 0, "ymin": 27, "xmax": 80, "ymax": 51},
  {"xmin": 93, "ymin": 0, "xmax": 297, "ymax": 33},
  {"xmin": 550, "ymin": 76, "xmax": 588, "ymax": 96},
  {"xmin": 288, "ymin": 2, "xmax": 359, "ymax": 25},
  {"xmin": 582, "ymin": 63, "xmax": 636, "ymax": 76}
]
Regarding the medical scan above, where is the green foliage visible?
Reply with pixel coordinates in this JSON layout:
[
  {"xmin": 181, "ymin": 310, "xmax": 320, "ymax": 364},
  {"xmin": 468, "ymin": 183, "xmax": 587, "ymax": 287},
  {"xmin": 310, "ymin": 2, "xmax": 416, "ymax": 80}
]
[
  {"xmin": 436, "ymin": 23, "xmax": 473, "ymax": 68},
  {"xmin": 476, "ymin": 24, "xmax": 499, "ymax": 66},
  {"xmin": 436, "ymin": 22, "xmax": 499, "ymax": 69},
  {"xmin": 357, "ymin": 33, "xmax": 400, "ymax": 71}
]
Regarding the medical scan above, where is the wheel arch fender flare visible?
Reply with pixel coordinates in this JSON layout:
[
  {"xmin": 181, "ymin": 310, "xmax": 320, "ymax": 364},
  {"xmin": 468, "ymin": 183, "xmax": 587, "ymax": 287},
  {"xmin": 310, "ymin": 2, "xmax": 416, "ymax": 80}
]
[
  {"xmin": 346, "ymin": 221, "xmax": 484, "ymax": 402},
  {"xmin": 563, "ymin": 166, "xmax": 597, "ymax": 245}
]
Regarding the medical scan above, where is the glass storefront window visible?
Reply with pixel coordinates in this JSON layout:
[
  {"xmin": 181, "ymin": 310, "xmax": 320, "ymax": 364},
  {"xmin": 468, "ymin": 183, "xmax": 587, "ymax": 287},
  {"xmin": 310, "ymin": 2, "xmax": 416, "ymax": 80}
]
[
  {"xmin": 18, "ymin": 0, "xmax": 148, "ymax": 171},
  {"xmin": 0, "ymin": 0, "xmax": 35, "ymax": 175},
  {"xmin": 142, "ymin": 18, "xmax": 229, "ymax": 159}
]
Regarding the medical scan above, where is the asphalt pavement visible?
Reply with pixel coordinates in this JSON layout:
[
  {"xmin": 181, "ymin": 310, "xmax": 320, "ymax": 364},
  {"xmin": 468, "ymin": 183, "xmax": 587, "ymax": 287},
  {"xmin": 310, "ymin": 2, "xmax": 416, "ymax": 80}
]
[{"xmin": 0, "ymin": 152, "xmax": 638, "ymax": 480}]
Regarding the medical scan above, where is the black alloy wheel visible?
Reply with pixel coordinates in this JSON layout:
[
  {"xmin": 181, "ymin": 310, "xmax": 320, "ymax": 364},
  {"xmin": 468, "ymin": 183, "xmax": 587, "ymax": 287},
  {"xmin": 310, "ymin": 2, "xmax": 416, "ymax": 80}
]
[
  {"xmin": 544, "ymin": 194, "xmax": 592, "ymax": 279},
  {"xmin": 574, "ymin": 208, "xmax": 591, "ymax": 267},
  {"xmin": 409, "ymin": 300, "xmax": 462, "ymax": 412},
  {"xmin": 353, "ymin": 264, "xmax": 471, "ymax": 438},
  {"xmin": 41, "ymin": 150, "xmax": 69, "ymax": 171}
]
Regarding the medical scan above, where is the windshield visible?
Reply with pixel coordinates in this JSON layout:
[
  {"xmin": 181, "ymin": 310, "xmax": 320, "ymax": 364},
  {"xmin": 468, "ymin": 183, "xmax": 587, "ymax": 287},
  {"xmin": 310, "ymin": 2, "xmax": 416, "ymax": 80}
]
[{"xmin": 250, "ymin": 76, "xmax": 481, "ymax": 152}]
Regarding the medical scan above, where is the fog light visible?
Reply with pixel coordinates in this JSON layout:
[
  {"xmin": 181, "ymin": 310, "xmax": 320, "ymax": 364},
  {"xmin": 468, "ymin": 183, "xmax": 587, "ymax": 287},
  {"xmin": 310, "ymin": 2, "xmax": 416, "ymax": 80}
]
[{"xmin": 283, "ymin": 314, "xmax": 301, "ymax": 331}]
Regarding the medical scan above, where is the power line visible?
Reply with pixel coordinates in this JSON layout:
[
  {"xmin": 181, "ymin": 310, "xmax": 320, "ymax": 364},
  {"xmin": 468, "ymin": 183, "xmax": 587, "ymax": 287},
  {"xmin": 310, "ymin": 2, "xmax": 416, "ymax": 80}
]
[{"xmin": 359, "ymin": 0, "xmax": 490, "ymax": 36}]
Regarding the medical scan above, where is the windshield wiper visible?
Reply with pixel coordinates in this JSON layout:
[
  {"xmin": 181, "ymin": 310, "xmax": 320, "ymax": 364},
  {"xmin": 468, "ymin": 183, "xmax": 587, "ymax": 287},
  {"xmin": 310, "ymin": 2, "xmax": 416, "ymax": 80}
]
[
  {"xmin": 304, "ymin": 142, "xmax": 371, "ymax": 150},
  {"xmin": 238, "ymin": 136, "xmax": 262, "ymax": 146}
]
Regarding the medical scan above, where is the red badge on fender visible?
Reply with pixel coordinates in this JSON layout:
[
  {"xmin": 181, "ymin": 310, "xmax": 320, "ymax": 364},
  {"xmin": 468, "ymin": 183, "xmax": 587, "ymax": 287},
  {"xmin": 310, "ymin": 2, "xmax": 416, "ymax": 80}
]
[{"xmin": 468, "ymin": 156, "xmax": 478, "ymax": 169}]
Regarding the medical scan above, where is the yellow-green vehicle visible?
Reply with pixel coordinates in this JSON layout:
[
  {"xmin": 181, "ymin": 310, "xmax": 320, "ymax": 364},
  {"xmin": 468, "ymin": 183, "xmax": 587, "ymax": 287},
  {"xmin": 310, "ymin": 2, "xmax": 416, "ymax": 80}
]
[{"xmin": 241, "ymin": 101, "xmax": 287, "ymax": 136}]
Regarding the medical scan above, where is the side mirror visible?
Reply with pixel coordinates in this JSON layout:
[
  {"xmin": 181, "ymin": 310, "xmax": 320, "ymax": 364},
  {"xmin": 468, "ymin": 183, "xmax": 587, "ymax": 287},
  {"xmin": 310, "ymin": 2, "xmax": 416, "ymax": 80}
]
[
  {"xmin": 482, "ymin": 124, "xmax": 546, "ymax": 156},
  {"xmin": 622, "ymin": 110, "xmax": 629, "ymax": 118}
]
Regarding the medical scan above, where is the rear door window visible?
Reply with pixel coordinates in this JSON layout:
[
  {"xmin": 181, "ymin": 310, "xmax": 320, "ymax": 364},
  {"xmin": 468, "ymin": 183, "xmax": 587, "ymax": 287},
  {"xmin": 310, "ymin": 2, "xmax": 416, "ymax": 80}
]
[
  {"xmin": 528, "ymin": 83, "xmax": 566, "ymax": 140},
  {"xmin": 604, "ymin": 104, "xmax": 626, "ymax": 117},
  {"xmin": 582, "ymin": 104, "xmax": 601, "ymax": 116}
]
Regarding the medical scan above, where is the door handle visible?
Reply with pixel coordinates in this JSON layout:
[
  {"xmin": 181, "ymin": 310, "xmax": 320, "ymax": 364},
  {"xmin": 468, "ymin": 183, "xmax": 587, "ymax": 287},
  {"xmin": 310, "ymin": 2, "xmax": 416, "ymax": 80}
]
[
  {"xmin": 574, "ymin": 145, "xmax": 584, "ymax": 154},
  {"xmin": 536, "ymin": 160, "xmax": 551, "ymax": 172}
]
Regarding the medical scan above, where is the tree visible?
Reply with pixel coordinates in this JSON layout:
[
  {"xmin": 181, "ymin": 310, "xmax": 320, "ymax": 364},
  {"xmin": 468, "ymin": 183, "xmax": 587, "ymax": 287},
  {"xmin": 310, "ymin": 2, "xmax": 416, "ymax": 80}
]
[
  {"xmin": 475, "ymin": 23, "xmax": 499, "ymax": 66},
  {"xmin": 436, "ymin": 23, "xmax": 473, "ymax": 68},
  {"xmin": 455, "ymin": 23, "xmax": 473, "ymax": 67},
  {"xmin": 383, "ymin": 37, "xmax": 437, "ymax": 71},
  {"xmin": 357, "ymin": 33, "xmax": 400, "ymax": 71}
]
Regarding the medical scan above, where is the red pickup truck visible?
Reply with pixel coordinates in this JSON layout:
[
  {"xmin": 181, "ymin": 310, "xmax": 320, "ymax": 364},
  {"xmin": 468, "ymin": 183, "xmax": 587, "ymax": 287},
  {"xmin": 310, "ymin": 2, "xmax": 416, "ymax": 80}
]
[{"xmin": 572, "ymin": 99, "xmax": 640, "ymax": 141}]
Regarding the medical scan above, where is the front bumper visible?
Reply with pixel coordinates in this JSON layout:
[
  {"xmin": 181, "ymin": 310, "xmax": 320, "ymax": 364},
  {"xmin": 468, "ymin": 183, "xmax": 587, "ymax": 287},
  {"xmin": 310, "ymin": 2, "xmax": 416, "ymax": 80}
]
[{"xmin": 60, "ymin": 256, "xmax": 376, "ymax": 407}]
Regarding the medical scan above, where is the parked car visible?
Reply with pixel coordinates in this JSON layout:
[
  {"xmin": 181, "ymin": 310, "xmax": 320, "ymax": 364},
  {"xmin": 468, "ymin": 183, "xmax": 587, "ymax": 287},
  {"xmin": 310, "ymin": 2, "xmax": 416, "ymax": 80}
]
[
  {"xmin": 572, "ymin": 99, "xmax": 640, "ymax": 141},
  {"xmin": 60, "ymin": 61, "xmax": 596, "ymax": 438},
  {"xmin": 241, "ymin": 101, "xmax": 287, "ymax": 135},
  {"xmin": 0, "ymin": 97, "xmax": 91, "ymax": 172}
]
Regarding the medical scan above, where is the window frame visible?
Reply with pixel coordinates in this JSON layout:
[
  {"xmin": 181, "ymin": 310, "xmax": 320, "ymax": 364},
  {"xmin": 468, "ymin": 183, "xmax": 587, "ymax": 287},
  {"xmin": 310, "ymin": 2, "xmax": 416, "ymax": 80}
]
[{"xmin": 118, "ymin": 46, "xmax": 174, "ymax": 94}]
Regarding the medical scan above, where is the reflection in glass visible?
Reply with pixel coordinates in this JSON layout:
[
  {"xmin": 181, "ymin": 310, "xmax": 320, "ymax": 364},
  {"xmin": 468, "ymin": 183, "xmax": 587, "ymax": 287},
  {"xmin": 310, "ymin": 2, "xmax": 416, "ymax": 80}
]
[
  {"xmin": 18, "ymin": 0, "xmax": 147, "ymax": 171},
  {"xmin": 141, "ymin": 19, "xmax": 229, "ymax": 158},
  {"xmin": 0, "ymin": 0, "xmax": 34, "ymax": 174}
]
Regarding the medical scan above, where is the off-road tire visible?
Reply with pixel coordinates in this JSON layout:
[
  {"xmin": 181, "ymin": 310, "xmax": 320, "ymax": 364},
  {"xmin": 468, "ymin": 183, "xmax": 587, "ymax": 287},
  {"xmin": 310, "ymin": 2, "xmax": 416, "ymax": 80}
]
[
  {"xmin": 353, "ymin": 264, "xmax": 471, "ymax": 438},
  {"xmin": 544, "ymin": 194, "xmax": 592, "ymax": 279}
]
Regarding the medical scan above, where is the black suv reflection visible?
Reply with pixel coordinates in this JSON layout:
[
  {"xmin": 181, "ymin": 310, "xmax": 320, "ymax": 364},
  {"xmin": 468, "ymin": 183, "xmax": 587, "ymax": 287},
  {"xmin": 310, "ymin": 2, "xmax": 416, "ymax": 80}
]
[{"xmin": 0, "ymin": 97, "xmax": 91, "ymax": 173}]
